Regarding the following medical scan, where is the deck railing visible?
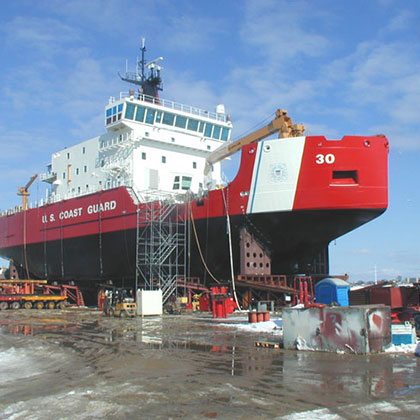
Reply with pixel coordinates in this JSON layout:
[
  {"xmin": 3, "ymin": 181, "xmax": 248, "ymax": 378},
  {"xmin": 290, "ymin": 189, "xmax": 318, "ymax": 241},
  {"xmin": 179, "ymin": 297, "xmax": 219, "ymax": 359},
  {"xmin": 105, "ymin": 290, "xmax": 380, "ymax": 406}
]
[{"xmin": 109, "ymin": 92, "xmax": 230, "ymax": 123}]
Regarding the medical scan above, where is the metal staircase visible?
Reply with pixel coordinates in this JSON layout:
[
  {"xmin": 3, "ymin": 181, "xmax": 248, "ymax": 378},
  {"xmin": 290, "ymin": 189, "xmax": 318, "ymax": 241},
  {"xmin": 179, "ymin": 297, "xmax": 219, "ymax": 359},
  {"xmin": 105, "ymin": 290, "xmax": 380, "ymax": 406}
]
[{"xmin": 135, "ymin": 190, "xmax": 187, "ymax": 304}]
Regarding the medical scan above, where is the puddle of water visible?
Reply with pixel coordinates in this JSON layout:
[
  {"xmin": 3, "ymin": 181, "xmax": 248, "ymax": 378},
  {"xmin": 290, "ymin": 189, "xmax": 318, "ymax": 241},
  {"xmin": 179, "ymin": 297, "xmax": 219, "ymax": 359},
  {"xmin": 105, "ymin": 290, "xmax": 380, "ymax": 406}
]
[{"xmin": 0, "ymin": 310, "xmax": 419, "ymax": 419}]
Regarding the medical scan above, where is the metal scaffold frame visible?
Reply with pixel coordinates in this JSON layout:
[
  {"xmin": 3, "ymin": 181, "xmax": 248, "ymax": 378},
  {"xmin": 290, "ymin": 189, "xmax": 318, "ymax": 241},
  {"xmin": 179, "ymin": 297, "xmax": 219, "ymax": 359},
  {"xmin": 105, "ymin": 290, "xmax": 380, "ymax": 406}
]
[{"xmin": 135, "ymin": 190, "xmax": 187, "ymax": 304}]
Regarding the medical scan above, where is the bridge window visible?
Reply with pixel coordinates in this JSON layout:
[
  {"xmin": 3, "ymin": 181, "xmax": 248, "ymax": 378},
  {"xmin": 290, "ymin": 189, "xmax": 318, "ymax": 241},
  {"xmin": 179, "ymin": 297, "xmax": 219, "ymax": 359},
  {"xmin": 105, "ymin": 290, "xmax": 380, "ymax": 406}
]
[
  {"xmin": 106, "ymin": 108, "xmax": 112, "ymax": 125},
  {"xmin": 198, "ymin": 121, "xmax": 205, "ymax": 133},
  {"xmin": 204, "ymin": 123, "xmax": 213, "ymax": 138},
  {"xmin": 145, "ymin": 108, "xmax": 156, "ymax": 124},
  {"xmin": 105, "ymin": 105, "xmax": 121, "ymax": 124},
  {"xmin": 221, "ymin": 127, "xmax": 229, "ymax": 141},
  {"xmin": 187, "ymin": 118, "xmax": 199, "ymax": 131},
  {"xmin": 212, "ymin": 125, "xmax": 221, "ymax": 140},
  {"xmin": 175, "ymin": 115, "xmax": 187, "ymax": 129},
  {"xmin": 155, "ymin": 110, "xmax": 162, "ymax": 123},
  {"xmin": 125, "ymin": 103, "xmax": 135, "ymax": 119},
  {"xmin": 162, "ymin": 112, "xmax": 175, "ymax": 126},
  {"xmin": 135, "ymin": 106, "xmax": 145, "ymax": 122}
]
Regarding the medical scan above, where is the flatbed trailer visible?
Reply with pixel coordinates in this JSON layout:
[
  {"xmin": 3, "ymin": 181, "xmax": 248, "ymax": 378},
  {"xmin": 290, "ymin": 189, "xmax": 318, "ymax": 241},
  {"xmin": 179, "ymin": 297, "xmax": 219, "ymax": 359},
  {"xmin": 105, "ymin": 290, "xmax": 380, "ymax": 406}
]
[
  {"xmin": 0, "ymin": 294, "xmax": 67, "ymax": 310},
  {"xmin": 0, "ymin": 279, "xmax": 84, "ymax": 307}
]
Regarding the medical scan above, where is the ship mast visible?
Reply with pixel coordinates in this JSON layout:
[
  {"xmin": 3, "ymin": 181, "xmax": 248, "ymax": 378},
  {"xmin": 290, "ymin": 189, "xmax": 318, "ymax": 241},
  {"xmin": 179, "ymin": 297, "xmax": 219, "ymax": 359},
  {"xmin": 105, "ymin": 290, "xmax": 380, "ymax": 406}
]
[{"xmin": 118, "ymin": 37, "xmax": 163, "ymax": 98}]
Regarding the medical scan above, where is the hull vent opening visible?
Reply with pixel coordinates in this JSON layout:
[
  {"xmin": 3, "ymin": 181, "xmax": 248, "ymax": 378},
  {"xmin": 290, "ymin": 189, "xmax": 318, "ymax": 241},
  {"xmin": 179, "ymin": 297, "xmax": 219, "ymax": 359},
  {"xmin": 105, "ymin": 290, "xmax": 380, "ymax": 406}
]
[{"xmin": 331, "ymin": 170, "xmax": 358, "ymax": 185}]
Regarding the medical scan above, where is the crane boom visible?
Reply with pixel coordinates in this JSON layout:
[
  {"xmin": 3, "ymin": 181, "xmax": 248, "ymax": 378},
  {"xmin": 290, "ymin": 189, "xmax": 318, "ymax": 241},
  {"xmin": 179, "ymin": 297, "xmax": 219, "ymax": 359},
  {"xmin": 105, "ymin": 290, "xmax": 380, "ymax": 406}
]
[
  {"xmin": 204, "ymin": 109, "xmax": 304, "ymax": 175},
  {"xmin": 17, "ymin": 174, "xmax": 38, "ymax": 210}
]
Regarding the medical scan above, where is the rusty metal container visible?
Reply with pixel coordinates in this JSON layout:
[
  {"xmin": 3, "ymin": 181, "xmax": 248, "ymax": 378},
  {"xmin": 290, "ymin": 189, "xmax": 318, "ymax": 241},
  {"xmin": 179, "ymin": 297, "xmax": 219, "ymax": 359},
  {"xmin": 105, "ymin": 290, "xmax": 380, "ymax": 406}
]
[
  {"xmin": 370, "ymin": 287, "xmax": 403, "ymax": 308},
  {"xmin": 283, "ymin": 305, "xmax": 391, "ymax": 354}
]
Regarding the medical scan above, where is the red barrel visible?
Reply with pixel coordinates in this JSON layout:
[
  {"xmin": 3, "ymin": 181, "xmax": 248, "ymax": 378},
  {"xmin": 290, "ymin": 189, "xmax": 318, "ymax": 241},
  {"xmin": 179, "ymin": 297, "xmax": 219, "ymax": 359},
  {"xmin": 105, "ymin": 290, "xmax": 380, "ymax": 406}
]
[
  {"xmin": 248, "ymin": 311, "xmax": 257, "ymax": 323},
  {"xmin": 257, "ymin": 312, "xmax": 264, "ymax": 322},
  {"xmin": 263, "ymin": 312, "xmax": 270, "ymax": 322},
  {"xmin": 216, "ymin": 302, "xmax": 224, "ymax": 318}
]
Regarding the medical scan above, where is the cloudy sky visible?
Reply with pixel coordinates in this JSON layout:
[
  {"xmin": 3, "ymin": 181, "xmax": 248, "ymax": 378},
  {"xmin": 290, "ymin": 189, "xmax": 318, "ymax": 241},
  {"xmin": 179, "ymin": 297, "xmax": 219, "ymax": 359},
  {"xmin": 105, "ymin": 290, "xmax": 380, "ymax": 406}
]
[{"xmin": 0, "ymin": 0, "xmax": 419, "ymax": 281}]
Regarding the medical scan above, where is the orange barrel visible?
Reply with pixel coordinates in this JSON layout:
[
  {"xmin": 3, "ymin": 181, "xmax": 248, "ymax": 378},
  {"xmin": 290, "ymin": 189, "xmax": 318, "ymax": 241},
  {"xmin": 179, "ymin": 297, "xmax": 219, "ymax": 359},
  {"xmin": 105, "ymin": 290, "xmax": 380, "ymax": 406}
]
[
  {"xmin": 257, "ymin": 312, "xmax": 264, "ymax": 322},
  {"xmin": 248, "ymin": 311, "xmax": 257, "ymax": 323},
  {"xmin": 216, "ymin": 301, "xmax": 224, "ymax": 318},
  {"xmin": 263, "ymin": 312, "xmax": 270, "ymax": 321}
]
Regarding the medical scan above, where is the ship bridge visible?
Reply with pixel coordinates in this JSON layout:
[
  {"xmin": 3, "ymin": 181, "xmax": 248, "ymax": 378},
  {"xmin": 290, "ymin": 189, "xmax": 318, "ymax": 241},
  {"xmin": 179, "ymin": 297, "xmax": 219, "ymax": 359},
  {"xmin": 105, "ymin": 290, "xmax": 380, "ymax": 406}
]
[{"xmin": 105, "ymin": 93, "xmax": 231, "ymax": 144}]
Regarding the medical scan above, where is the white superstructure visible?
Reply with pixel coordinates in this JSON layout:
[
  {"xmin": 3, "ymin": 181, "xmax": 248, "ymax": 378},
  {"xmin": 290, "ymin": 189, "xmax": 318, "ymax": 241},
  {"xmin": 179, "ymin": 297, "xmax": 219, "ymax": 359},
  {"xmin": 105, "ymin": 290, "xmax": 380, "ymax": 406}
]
[{"xmin": 40, "ymin": 92, "xmax": 232, "ymax": 201}]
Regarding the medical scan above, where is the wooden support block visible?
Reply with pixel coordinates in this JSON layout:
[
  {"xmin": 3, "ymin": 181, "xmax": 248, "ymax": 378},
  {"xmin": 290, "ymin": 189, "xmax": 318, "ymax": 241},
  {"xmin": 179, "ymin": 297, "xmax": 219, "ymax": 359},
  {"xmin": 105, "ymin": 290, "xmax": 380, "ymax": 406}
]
[{"xmin": 255, "ymin": 340, "xmax": 281, "ymax": 349}]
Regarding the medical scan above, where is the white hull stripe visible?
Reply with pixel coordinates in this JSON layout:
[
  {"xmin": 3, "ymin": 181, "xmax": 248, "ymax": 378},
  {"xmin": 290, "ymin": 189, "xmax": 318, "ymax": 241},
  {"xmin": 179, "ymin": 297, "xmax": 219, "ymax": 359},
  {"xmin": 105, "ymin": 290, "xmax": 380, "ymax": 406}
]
[{"xmin": 247, "ymin": 136, "xmax": 306, "ymax": 214}]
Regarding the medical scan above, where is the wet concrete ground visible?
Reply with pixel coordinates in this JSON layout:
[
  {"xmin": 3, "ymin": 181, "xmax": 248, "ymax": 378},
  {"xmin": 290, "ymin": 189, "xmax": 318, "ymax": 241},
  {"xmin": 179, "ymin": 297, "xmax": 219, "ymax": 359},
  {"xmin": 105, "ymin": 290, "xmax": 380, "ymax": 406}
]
[{"xmin": 0, "ymin": 309, "xmax": 419, "ymax": 419}]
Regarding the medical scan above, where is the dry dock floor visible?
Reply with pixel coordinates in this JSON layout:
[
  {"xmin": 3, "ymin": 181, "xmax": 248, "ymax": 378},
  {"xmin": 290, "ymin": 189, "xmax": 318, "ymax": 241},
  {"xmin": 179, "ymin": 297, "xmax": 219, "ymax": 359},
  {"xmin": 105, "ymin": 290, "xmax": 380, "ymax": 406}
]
[{"xmin": 0, "ymin": 309, "xmax": 419, "ymax": 419}]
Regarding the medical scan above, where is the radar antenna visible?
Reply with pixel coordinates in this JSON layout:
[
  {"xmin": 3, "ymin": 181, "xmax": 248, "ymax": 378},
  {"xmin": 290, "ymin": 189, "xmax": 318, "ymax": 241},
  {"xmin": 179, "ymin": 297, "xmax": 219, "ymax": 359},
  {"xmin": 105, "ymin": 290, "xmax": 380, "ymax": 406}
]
[{"xmin": 118, "ymin": 37, "xmax": 163, "ymax": 98}]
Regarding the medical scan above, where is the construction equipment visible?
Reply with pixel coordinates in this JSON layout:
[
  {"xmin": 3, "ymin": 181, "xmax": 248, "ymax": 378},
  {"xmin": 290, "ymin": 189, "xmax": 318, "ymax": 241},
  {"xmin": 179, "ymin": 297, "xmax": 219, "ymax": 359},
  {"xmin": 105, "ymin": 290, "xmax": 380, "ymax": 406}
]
[
  {"xmin": 102, "ymin": 287, "xmax": 137, "ymax": 317},
  {"xmin": 17, "ymin": 174, "xmax": 38, "ymax": 210},
  {"xmin": 42, "ymin": 283, "xmax": 85, "ymax": 307},
  {"xmin": 0, "ymin": 280, "xmax": 67, "ymax": 310},
  {"xmin": 204, "ymin": 109, "xmax": 305, "ymax": 175}
]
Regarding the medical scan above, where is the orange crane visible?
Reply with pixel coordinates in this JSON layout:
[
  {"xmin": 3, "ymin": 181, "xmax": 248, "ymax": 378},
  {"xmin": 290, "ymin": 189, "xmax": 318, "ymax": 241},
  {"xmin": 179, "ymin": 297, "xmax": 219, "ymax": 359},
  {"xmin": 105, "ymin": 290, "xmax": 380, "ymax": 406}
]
[
  {"xmin": 204, "ymin": 109, "xmax": 305, "ymax": 175},
  {"xmin": 17, "ymin": 174, "xmax": 38, "ymax": 210}
]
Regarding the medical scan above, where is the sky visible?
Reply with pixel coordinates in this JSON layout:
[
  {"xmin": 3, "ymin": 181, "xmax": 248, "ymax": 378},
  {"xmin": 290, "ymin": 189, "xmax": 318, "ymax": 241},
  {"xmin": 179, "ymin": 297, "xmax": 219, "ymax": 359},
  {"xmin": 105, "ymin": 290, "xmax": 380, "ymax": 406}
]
[{"xmin": 0, "ymin": 0, "xmax": 419, "ymax": 282}]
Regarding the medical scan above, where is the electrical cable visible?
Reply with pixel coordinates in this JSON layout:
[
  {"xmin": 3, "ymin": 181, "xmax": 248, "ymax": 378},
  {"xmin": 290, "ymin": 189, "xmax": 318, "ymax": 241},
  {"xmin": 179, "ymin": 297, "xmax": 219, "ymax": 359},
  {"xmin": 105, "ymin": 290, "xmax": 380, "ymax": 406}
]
[
  {"xmin": 221, "ymin": 188, "xmax": 242, "ymax": 311},
  {"xmin": 189, "ymin": 206, "xmax": 220, "ymax": 284},
  {"xmin": 23, "ymin": 209, "xmax": 30, "ymax": 280}
]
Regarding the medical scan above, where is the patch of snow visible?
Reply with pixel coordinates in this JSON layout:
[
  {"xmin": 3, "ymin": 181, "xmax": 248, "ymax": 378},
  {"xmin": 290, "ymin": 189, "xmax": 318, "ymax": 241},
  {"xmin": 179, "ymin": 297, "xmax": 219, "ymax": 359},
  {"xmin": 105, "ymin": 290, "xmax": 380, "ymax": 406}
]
[
  {"xmin": 0, "ymin": 347, "xmax": 42, "ymax": 384},
  {"xmin": 219, "ymin": 319, "xmax": 283, "ymax": 335},
  {"xmin": 385, "ymin": 342, "xmax": 418, "ymax": 354}
]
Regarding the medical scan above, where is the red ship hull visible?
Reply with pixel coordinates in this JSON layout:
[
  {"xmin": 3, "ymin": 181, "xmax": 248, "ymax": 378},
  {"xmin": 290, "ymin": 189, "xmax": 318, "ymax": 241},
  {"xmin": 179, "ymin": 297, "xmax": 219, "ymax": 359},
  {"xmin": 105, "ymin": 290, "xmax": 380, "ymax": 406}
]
[{"xmin": 0, "ymin": 135, "xmax": 389, "ymax": 284}]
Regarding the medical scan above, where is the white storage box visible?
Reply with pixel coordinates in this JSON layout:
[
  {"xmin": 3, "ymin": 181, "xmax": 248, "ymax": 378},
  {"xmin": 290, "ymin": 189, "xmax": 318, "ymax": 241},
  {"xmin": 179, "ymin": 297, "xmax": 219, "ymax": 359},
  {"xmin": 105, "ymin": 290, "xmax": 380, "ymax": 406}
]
[{"xmin": 136, "ymin": 289, "xmax": 163, "ymax": 316}]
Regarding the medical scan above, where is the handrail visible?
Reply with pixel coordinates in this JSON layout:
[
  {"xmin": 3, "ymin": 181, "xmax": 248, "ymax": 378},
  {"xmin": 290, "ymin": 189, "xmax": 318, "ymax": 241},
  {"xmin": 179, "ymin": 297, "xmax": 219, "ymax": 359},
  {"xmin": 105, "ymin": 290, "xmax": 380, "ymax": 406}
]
[{"xmin": 109, "ymin": 92, "xmax": 230, "ymax": 123}]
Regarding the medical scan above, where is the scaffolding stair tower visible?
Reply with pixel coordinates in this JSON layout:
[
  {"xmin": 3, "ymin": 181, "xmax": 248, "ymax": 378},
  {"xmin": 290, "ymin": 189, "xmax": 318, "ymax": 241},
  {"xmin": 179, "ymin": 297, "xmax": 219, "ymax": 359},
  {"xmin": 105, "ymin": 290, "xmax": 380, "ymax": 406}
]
[{"xmin": 135, "ymin": 191, "xmax": 187, "ymax": 304}]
